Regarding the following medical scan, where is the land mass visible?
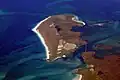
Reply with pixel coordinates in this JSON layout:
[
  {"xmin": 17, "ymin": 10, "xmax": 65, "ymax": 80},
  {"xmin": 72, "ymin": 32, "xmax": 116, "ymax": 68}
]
[
  {"xmin": 75, "ymin": 51, "xmax": 120, "ymax": 80},
  {"xmin": 32, "ymin": 14, "xmax": 120, "ymax": 80},
  {"xmin": 32, "ymin": 14, "xmax": 86, "ymax": 61}
]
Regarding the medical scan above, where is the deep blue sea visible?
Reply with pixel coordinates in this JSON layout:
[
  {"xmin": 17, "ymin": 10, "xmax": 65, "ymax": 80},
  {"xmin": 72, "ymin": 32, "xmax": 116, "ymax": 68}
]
[{"xmin": 0, "ymin": 0, "xmax": 120, "ymax": 80}]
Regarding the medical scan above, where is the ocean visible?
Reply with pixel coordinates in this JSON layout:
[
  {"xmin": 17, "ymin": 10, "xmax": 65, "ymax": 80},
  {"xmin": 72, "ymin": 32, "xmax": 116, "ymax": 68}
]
[{"xmin": 0, "ymin": 0, "xmax": 120, "ymax": 80}]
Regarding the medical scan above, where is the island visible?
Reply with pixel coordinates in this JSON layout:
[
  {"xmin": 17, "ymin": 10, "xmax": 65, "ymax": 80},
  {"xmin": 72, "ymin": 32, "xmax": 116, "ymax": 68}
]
[{"xmin": 32, "ymin": 14, "xmax": 86, "ymax": 61}]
